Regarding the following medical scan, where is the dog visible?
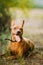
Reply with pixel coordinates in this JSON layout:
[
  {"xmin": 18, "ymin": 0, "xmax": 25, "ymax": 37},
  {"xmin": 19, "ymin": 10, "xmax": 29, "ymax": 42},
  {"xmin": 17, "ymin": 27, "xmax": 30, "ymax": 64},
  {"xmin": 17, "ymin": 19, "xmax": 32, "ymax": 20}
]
[{"xmin": 7, "ymin": 19, "xmax": 34, "ymax": 59}]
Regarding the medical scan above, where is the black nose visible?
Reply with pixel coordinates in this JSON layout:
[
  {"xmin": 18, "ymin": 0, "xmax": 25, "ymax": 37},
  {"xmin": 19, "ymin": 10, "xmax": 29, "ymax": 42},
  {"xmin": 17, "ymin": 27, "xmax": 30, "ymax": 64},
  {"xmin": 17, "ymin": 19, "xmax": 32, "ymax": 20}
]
[{"xmin": 17, "ymin": 31, "xmax": 21, "ymax": 35}]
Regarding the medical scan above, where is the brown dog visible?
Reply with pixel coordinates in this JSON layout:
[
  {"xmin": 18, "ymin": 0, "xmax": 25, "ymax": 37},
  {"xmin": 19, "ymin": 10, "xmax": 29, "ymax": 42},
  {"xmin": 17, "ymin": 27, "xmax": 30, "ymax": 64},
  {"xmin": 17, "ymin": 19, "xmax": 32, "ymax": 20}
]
[{"xmin": 8, "ymin": 19, "xmax": 34, "ymax": 59}]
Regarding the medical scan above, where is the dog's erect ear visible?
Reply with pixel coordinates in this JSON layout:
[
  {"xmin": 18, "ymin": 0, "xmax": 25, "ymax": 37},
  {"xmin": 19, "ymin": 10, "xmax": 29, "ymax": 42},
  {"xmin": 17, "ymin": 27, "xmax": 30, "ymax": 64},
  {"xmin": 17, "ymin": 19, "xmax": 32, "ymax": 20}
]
[
  {"xmin": 22, "ymin": 20, "xmax": 24, "ymax": 27},
  {"xmin": 11, "ymin": 18, "xmax": 15, "ymax": 29}
]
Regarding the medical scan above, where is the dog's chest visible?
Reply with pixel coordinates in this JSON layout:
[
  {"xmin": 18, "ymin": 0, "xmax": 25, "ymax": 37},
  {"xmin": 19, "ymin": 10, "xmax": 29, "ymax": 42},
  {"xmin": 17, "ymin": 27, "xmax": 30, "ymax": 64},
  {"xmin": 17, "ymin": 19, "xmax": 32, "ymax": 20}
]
[
  {"xmin": 8, "ymin": 42, "xmax": 24, "ymax": 53},
  {"xmin": 8, "ymin": 40, "xmax": 30, "ymax": 56},
  {"xmin": 9, "ymin": 42, "xmax": 19, "ymax": 50}
]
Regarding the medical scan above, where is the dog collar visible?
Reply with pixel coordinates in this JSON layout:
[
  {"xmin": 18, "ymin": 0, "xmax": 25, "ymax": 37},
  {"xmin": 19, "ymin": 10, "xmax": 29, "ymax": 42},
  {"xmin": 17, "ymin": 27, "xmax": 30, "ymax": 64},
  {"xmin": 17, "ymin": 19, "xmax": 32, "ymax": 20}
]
[{"xmin": 5, "ymin": 38, "xmax": 17, "ymax": 42}]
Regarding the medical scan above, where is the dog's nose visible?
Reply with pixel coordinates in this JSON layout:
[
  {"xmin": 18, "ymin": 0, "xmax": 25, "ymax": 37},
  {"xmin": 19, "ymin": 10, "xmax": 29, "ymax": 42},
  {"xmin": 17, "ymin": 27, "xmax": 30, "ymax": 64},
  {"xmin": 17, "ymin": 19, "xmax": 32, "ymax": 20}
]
[
  {"xmin": 17, "ymin": 31, "xmax": 21, "ymax": 35},
  {"xmin": 17, "ymin": 31, "xmax": 21, "ymax": 34}
]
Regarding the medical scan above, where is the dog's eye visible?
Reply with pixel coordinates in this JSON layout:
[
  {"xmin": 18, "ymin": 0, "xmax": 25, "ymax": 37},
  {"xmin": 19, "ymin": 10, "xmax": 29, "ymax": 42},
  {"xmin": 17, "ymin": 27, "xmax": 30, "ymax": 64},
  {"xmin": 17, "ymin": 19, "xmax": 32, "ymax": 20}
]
[
  {"xmin": 14, "ymin": 27, "xmax": 16, "ymax": 29},
  {"xmin": 20, "ymin": 28, "xmax": 23, "ymax": 30}
]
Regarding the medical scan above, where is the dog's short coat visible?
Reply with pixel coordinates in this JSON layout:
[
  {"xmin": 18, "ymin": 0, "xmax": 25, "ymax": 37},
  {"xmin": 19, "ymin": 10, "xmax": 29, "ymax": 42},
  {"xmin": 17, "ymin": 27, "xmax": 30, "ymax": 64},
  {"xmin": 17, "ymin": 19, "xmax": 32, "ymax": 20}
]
[{"xmin": 8, "ymin": 19, "xmax": 34, "ymax": 59}]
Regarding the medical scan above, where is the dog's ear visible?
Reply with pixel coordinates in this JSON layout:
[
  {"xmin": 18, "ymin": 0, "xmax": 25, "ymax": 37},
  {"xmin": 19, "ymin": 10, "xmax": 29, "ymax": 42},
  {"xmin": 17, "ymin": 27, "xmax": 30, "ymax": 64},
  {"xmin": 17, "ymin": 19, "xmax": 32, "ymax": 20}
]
[
  {"xmin": 11, "ymin": 18, "xmax": 15, "ymax": 29},
  {"xmin": 22, "ymin": 20, "xmax": 24, "ymax": 27}
]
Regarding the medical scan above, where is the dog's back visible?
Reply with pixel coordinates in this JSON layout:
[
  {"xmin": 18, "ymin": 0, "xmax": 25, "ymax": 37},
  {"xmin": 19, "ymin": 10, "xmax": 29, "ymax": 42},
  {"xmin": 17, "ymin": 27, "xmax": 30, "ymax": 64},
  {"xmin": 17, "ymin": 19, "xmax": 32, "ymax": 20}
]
[{"xmin": 23, "ymin": 37, "xmax": 34, "ymax": 51}]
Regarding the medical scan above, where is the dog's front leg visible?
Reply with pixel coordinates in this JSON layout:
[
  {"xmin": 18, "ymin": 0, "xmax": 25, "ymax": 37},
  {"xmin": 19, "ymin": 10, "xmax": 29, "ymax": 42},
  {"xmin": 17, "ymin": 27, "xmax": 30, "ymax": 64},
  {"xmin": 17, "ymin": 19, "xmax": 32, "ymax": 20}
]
[{"xmin": 6, "ymin": 55, "xmax": 16, "ymax": 60}]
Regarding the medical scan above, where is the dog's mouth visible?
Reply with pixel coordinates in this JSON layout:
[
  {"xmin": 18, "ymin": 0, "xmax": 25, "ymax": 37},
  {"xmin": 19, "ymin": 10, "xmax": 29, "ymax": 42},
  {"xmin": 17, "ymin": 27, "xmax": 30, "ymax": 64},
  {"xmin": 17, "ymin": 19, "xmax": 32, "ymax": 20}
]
[
  {"xmin": 13, "ymin": 32, "xmax": 22, "ymax": 42},
  {"xmin": 5, "ymin": 35, "xmax": 21, "ymax": 42},
  {"xmin": 14, "ymin": 35, "xmax": 21, "ymax": 42}
]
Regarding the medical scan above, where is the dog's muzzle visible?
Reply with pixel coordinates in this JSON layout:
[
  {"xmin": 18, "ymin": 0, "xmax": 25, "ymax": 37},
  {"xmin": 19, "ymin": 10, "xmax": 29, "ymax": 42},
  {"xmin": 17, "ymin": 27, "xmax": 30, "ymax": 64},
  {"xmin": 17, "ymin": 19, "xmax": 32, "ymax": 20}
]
[{"xmin": 16, "ymin": 31, "xmax": 21, "ymax": 35}]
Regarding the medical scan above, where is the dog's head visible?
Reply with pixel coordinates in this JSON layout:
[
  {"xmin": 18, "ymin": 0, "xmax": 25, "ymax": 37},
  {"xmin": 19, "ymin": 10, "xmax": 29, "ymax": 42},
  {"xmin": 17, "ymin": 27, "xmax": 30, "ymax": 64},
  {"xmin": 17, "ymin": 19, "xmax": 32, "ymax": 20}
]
[{"xmin": 11, "ymin": 20, "xmax": 24, "ymax": 42}]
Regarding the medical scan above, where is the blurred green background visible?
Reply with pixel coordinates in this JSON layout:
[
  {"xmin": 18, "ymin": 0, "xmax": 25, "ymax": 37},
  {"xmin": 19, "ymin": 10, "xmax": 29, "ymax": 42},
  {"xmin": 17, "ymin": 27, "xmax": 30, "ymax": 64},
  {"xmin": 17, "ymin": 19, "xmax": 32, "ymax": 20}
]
[{"xmin": 0, "ymin": 0, "xmax": 43, "ymax": 56}]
